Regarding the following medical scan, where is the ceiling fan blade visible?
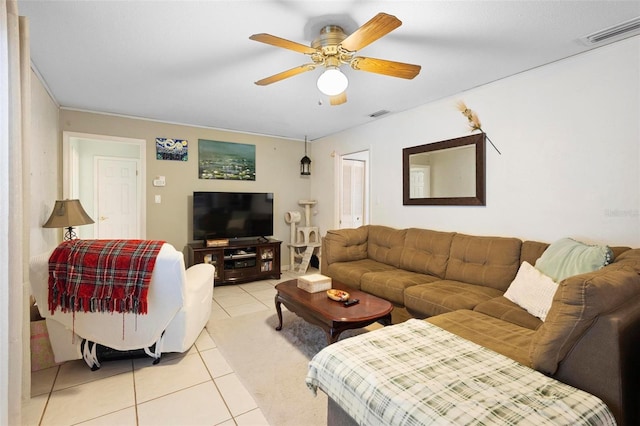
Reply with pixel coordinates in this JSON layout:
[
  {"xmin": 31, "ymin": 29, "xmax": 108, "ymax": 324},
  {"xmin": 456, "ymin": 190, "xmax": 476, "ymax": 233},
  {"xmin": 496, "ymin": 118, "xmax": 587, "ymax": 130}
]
[
  {"xmin": 351, "ymin": 57, "xmax": 421, "ymax": 79},
  {"xmin": 254, "ymin": 64, "xmax": 316, "ymax": 86},
  {"xmin": 340, "ymin": 13, "xmax": 402, "ymax": 52},
  {"xmin": 330, "ymin": 92, "xmax": 347, "ymax": 106},
  {"xmin": 249, "ymin": 33, "xmax": 317, "ymax": 55}
]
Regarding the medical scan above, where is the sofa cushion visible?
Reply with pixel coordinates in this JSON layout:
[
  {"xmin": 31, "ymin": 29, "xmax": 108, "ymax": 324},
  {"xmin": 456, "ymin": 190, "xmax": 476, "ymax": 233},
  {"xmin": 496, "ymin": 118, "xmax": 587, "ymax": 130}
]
[
  {"xmin": 361, "ymin": 270, "xmax": 440, "ymax": 305},
  {"xmin": 473, "ymin": 297, "xmax": 543, "ymax": 330},
  {"xmin": 530, "ymin": 266, "xmax": 640, "ymax": 375},
  {"xmin": 367, "ymin": 225, "xmax": 407, "ymax": 268},
  {"xmin": 427, "ymin": 310, "xmax": 535, "ymax": 367},
  {"xmin": 520, "ymin": 240, "xmax": 549, "ymax": 266},
  {"xmin": 323, "ymin": 227, "xmax": 369, "ymax": 265},
  {"xmin": 445, "ymin": 233, "xmax": 522, "ymax": 291},
  {"xmin": 610, "ymin": 246, "xmax": 631, "ymax": 260},
  {"xmin": 404, "ymin": 280, "xmax": 504, "ymax": 318},
  {"xmin": 324, "ymin": 259, "xmax": 395, "ymax": 290},
  {"xmin": 610, "ymin": 248, "xmax": 640, "ymax": 270},
  {"xmin": 503, "ymin": 261, "xmax": 558, "ymax": 321},
  {"xmin": 399, "ymin": 228, "xmax": 455, "ymax": 279},
  {"xmin": 534, "ymin": 238, "xmax": 613, "ymax": 283}
]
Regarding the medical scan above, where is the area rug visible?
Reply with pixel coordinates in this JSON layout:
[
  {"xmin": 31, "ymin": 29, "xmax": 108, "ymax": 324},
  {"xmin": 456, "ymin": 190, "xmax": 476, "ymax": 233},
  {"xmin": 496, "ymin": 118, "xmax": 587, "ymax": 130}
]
[{"xmin": 206, "ymin": 308, "xmax": 373, "ymax": 426}]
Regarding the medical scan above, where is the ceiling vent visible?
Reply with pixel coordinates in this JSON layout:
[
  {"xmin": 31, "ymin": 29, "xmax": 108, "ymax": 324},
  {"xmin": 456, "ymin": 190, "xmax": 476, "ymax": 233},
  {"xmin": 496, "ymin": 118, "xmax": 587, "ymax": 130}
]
[
  {"xmin": 580, "ymin": 16, "xmax": 640, "ymax": 45},
  {"xmin": 369, "ymin": 110, "xmax": 390, "ymax": 118}
]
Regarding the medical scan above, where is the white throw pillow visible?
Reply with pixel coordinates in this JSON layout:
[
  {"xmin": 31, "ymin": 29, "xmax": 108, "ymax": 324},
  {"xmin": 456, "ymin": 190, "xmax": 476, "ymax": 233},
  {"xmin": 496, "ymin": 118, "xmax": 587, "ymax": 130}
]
[{"xmin": 504, "ymin": 261, "xmax": 558, "ymax": 321}]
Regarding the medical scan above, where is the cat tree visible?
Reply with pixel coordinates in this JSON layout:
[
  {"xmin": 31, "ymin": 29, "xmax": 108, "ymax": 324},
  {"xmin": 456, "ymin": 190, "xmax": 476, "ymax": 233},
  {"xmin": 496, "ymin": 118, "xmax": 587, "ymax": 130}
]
[{"xmin": 285, "ymin": 200, "xmax": 321, "ymax": 273}]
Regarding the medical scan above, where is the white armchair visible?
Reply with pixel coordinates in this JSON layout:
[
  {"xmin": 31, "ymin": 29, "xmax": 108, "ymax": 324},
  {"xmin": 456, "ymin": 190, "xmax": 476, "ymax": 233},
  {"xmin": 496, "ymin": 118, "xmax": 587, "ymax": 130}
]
[{"xmin": 29, "ymin": 242, "xmax": 214, "ymax": 368}]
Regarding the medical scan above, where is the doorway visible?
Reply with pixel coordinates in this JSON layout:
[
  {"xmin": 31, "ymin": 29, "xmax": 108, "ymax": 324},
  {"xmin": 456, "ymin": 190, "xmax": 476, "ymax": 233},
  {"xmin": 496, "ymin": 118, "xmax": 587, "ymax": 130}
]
[
  {"xmin": 62, "ymin": 132, "xmax": 146, "ymax": 239},
  {"xmin": 339, "ymin": 150, "xmax": 369, "ymax": 229}
]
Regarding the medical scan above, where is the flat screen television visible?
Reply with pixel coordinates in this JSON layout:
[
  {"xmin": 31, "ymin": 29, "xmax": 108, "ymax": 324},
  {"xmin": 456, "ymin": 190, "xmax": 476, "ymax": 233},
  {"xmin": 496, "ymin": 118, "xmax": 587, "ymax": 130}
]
[{"xmin": 193, "ymin": 191, "xmax": 274, "ymax": 241}]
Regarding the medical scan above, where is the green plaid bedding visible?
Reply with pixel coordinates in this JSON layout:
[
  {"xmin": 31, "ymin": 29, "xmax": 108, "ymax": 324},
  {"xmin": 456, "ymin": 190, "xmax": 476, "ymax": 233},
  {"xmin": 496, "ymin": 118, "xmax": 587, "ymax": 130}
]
[{"xmin": 306, "ymin": 319, "xmax": 616, "ymax": 425}]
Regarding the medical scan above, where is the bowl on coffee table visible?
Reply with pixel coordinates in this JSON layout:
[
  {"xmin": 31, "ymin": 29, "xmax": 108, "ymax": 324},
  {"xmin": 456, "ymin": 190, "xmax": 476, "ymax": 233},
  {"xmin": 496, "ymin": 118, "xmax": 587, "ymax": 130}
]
[{"xmin": 327, "ymin": 289, "xmax": 350, "ymax": 302}]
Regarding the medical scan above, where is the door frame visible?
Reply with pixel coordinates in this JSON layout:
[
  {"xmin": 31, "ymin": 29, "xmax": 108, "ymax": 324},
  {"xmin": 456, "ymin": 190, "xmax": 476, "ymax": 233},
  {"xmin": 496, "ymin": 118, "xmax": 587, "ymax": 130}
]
[
  {"xmin": 336, "ymin": 150, "xmax": 370, "ymax": 229},
  {"xmin": 62, "ymin": 131, "xmax": 146, "ymax": 239}
]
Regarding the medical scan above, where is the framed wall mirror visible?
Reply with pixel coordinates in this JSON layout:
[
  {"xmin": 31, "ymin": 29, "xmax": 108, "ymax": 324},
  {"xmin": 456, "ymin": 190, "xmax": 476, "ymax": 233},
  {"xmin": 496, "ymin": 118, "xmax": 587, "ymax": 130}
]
[{"xmin": 403, "ymin": 133, "xmax": 486, "ymax": 206}]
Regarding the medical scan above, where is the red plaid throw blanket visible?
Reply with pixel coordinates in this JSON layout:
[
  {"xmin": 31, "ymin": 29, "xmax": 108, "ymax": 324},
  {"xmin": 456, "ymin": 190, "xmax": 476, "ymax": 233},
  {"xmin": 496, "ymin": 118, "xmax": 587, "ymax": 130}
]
[{"xmin": 48, "ymin": 239, "xmax": 165, "ymax": 315}]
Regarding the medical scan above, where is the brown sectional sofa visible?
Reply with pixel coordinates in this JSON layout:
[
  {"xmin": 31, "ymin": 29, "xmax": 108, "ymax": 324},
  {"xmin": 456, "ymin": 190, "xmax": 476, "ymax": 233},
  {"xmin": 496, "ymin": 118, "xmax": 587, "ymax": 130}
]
[{"xmin": 321, "ymin": 225, "xmax": 640, "ymax": 426}]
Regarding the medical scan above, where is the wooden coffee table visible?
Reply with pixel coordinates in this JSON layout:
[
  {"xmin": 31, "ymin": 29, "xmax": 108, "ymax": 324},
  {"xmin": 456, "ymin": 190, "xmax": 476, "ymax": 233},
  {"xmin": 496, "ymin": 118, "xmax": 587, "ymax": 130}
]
[{"xmin": 274, "ymin": 279, "xmax": 393, "ymax": 345}]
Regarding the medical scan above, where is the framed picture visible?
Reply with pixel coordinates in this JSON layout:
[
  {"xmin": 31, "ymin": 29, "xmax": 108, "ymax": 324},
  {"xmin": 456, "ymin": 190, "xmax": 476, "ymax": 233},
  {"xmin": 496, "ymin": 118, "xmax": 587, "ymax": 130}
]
[
  {"xmin": 198, "ymin": 139, "xmax": 256, "ymax": 180},
  {"xmin": 156, "ymin": 138, "xmax": 188, "ymax": 161}
]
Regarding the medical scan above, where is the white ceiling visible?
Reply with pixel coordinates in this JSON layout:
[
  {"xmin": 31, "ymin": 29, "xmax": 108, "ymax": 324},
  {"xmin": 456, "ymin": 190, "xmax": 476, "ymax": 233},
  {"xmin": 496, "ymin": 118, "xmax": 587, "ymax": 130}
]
[{"xmin": 18, "ymin": 1, "xmax": 640, "ymax": 141}]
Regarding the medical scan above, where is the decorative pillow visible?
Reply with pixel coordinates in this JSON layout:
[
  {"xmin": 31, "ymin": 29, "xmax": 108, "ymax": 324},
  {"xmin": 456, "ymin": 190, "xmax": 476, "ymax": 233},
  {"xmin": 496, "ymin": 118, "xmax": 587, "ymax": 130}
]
[
  {"xmin": 534, "ymin": 238, "xmax": 613, "ymax": 282},
  {"xmin": 504, "ymin": 261, "xmax": 558, "ymax": 321}
]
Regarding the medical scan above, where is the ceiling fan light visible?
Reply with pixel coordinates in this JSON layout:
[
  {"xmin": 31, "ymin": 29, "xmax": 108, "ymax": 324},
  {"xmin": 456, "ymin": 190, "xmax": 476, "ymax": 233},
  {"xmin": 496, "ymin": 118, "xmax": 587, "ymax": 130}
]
[{"xmin": 317, "ymin": 67, "xmax": 348, "ymax": 96}]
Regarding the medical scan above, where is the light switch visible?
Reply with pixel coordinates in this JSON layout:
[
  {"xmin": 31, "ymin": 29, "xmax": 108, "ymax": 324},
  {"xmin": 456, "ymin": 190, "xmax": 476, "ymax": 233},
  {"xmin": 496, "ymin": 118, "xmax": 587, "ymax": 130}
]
[
  {"xmin": 155, "ymin": 195, "xmax": 161, "ymax": 204},
  {"xmin": 153, "ymin": 176, "xmax": 166, "ymax": 187}
]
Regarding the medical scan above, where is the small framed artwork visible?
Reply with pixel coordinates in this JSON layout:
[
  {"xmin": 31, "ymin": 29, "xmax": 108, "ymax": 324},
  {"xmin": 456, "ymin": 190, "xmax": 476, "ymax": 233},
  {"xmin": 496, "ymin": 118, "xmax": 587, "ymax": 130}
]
[
  {"xmin": 156, "ymin": 138, "xmax": 188, "ymax": 161},
  {"xmin": 198, "ymin": 139, "xmax": 256, "ymax": 180}
]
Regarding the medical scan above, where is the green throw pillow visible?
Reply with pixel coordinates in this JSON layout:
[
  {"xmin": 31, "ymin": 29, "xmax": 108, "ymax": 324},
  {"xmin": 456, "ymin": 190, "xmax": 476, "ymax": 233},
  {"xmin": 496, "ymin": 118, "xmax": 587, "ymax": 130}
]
[{"xmin": 534, "ymin": 237, "xmax": 613, "ymax": 282}]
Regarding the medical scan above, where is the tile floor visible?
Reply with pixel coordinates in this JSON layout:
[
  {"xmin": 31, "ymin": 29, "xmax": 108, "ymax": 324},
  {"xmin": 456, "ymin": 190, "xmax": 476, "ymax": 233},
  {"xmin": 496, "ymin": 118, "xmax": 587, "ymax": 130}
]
[{"xmin": 23, "ymin": 270, "xmax": 304, "ymax": 426}]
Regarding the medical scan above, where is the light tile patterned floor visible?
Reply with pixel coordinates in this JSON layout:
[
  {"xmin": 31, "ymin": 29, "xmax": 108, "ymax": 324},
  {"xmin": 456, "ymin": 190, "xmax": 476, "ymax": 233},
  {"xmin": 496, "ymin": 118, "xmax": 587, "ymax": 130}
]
[{"xmin": 24, "ymin": 270, "xmax": 305, "ymax": 426}]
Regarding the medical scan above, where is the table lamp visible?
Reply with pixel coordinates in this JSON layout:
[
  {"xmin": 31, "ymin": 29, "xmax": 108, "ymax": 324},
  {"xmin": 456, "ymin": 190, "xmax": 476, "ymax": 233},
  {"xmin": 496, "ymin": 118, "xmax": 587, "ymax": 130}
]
[{"xmin": 43, "ymin": 199, "xmax": 95, "ymax": 240}]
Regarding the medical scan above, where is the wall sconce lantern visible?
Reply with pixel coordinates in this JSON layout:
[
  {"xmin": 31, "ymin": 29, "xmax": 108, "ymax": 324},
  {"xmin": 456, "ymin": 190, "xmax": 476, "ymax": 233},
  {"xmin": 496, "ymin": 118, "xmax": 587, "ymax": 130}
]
[
  {"xmin": 43, "ymin": 199, "xmax": 94, "ymax": 240},
  {"xmin": 300, "ymin": 137, "xmax": 311, "ymax": 176}
]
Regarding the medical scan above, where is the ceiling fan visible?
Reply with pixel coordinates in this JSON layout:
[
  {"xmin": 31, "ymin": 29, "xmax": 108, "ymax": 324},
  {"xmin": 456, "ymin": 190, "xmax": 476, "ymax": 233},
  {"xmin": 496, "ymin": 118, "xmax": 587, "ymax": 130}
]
[{"xmin": 249, "ymin": 12, "xmax": 421, "ymax": 105}]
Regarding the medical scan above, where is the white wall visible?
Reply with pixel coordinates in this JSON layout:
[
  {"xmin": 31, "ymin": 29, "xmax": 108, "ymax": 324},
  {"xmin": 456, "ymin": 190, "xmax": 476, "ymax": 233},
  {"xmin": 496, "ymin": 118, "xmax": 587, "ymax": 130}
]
[
  {"xmin": 311, "ymin": 36, "xmax": 640, "ymax": 247},
  {"xmin": 29, "ymin": 69, "xmax": 60, "ymax": 254},
  {"xmin": 22, "ymin": 69, "xmax": 59, "ymax": 415}
]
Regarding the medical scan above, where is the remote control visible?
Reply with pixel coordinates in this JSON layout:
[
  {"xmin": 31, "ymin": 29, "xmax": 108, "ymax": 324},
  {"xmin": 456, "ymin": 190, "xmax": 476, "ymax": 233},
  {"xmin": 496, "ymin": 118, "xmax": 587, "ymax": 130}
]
[{"xmin": 344, "ymin": 299, "xmax": 359, "ymax": 307}]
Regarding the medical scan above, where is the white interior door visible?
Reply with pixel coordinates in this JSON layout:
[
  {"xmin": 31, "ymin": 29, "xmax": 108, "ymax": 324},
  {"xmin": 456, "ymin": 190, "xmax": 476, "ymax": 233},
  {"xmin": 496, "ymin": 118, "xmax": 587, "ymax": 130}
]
[
  {"xmin": 340, "ymin": 158, "xmax": 366, "ymax": 229},
  {"xmin": 95, "ymin": 156, "xmax": 140, "ymax": 239},
  {"xmin": 410, "ymin": 166, "xmax": 431, "ymax": 198}
]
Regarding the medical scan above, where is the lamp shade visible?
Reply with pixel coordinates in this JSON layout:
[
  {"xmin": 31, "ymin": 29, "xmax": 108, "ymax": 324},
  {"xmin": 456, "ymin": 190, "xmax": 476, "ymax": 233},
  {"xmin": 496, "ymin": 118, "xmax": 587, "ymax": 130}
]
[
  {"xmin": 43, "ymin": 199, "xmax": 94, "ymax": 240},
  {"xmin": 316, "ymin": 67, "xmax": 348, "ymax": 96}
]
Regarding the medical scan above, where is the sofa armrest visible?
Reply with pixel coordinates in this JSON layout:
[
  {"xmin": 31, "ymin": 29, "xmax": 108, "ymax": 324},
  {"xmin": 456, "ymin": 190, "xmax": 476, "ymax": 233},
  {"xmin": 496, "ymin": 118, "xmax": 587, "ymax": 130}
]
[
  {"xmin": 531, "ymin": 267, "xmax": 640, "ymax": 374},
  {"xmin": 162, "ymin": 263, "xmax": 214, "ymax": 353},
  {"xmin": 553, "ymin": 297, "xmax": 640, "ymax": 426}
]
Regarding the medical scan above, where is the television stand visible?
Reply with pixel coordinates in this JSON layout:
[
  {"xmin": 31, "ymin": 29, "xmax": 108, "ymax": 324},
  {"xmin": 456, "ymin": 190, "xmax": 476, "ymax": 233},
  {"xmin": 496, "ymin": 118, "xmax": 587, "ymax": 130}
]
[{"xmin": 188, "ymin": 238, "xmax": 281, "ymax": 285}]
